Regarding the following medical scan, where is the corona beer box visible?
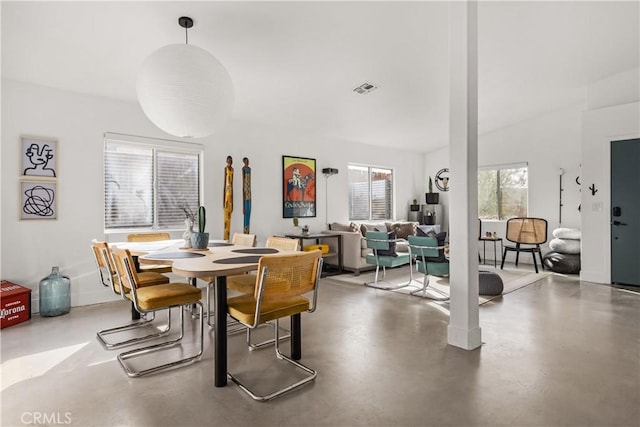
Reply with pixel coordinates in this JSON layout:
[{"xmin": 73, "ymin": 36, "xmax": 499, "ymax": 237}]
[
  {"xmin": 303, "ymin": 244, "xmax": 329, "ymax": 254},
  {"xmin": 0, "ymin": 280, "xmax": 32, "ymax": 329}
]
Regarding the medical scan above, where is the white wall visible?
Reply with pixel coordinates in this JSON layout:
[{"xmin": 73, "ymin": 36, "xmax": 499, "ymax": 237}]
[
  {"xmin": 425, "ymin": 103, "xmax": 584, "ymax": 263},
  {"xmin": 1, "ymin": 79, "xmax": 424, "ymax": 310},
  {"xmin": 587, "ymin": 67, "xmax": 640, "ymax": 111},
  {"xmin": 580, "ymin": 68, "xmax": 640, "ymax": 284}
]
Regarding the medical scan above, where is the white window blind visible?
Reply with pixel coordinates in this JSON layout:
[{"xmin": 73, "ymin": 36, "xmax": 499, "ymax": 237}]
[
  {"xmin": 104, "ymin": 133, "xmax": 202, "ymax": 230},
  {"xmin": 348, "ymin": 164, "xmax": 393, "ymax": 221}
]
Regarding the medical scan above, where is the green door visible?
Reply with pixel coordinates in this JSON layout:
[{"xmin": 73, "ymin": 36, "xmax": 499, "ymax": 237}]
[{"xmin": 611, "ymin": 138, "xmax": 640, "ymax": 286}]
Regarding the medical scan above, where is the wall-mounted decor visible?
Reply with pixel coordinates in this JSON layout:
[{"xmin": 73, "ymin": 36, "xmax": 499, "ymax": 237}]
[
  {"xmin": 20, "ymin": 180, "xmax": 57, "ymax": 220},
  {"xmin": 21, "ymin": 136, "xmax": 58, "ymax": 178},
  {"xmin": 282, "ymin": 155, "xmax": 316, "ymax": 218},
  {"xmin": 435, "ymin": 168, "xmax": 449, "ymax": 191}
]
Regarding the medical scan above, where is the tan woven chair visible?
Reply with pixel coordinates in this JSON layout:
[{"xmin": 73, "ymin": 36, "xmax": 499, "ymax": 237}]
[
  {"xmin": 222, "ymin": 236, "xmax": 301, "ymax": 348},
  {"xmin": 126, "ymin": 232, "xmax": 171, "ymax": 242},
  {"xmin": 264, "ymin": 236, "xmax": 300, "ymax": 251},
  {"xmin": 227, "ymin": 250, "xmax": 323, "ymax": 401},
  {"xmin": 125, "ymin": 232, "xmax": 172, "ymax": 273},
  {"xmin": 500, "ymin": 217, "xmax": 548, "ymax": 273},
  {"xmin": 111, "ymin": 247, "xmax": 204, "ymax": 377},
  {"xmin": 227, "ymin": 236, "xmax": 300, "ymax": 294},
  {"xmin": 231, "ymin": 232, "xmax": 256, "ymax": 247},
  {"xmin": 91, "ymin": 241, "xmax": 170, "ymax": 349}
]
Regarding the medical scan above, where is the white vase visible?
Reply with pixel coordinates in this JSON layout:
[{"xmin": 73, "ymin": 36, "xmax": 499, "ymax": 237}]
[{"xmin": 183, "ymin": 218, "xmax": 194, "ymax": 248}]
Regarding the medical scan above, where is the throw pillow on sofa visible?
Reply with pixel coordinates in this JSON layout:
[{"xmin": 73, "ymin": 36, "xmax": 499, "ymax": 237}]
[
  {"xmin": 330, "ymin": 222, "xmax": 353, "ymax": 232},
  {"xmin": 425, "ymin": 231, "xmax": 447, "ymax": 262},
  {"xmin": 376, "ymin": 231, "xmax": 398, "ymax": 257},
  {"xmin": 389, "ymin": 222, "xmax": 417, "ymax": 240}
]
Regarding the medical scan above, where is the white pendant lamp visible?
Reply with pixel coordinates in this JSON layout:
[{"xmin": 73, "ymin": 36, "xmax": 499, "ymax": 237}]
[{"xmin": 137, "ymin": 17, "xmax": 234, "ymax": 138}]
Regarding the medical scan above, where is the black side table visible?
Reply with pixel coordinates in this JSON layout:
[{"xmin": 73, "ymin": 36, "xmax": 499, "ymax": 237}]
[{"xmin": 479, "ymin": 236, "xmax": 503, "ymax": 268}]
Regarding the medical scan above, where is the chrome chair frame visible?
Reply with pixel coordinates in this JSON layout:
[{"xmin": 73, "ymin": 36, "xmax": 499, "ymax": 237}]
[
  {"xmin": 363, "ymin": 233, "xmax": 412, "ymax": 290},
  {"xmin": 227, "ymin": 253, "xmax": 323, "ymax": 401},
  {"xmin": 91, "ymin": 241, "xmax": 168, "ymax": 349},
  {"xmin": 112, "ymin": 248, "xmax": 204, "ymax": 378}
]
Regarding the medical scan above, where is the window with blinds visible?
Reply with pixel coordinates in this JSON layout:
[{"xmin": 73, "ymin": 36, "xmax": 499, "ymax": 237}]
[
  {"xmin": 104, "ymin": 133, "xmax": 201, "ymax": 230},
  {"xmin": 348, "ymin": 164, "xmax": 393, "ymax": 221},
  {"xmin": 478, "ymin": 163, "xmax": 528, "ymax": 220}
]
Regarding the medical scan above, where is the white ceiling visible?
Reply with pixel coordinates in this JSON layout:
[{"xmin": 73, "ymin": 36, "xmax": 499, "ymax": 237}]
[{"xmin": 2, "ymin": 1, "xmax": 638, "ymax": 153}]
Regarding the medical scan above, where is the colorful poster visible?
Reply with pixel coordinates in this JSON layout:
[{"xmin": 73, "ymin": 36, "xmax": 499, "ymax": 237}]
[{"xmin": 282, "ymin": 155, "xmax": 316, "ymax": 218}]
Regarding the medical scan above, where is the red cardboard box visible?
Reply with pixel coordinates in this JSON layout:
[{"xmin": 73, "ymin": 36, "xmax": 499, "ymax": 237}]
[{"xmin": 1, "ymin": 280, "xmax": 32, "ymax": 329}]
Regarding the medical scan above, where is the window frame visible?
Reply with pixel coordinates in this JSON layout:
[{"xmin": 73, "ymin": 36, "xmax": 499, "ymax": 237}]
[
  {"xmin": 103, "ymin": 132, "xmax": 203, "ymax": 233},
  {"xmin": 478, "ymin": 162, "xmax": 529, "ymax": 221},
  {"xmin": 347, "ymin": 163, "xmax": 395, "ymax": 221}
]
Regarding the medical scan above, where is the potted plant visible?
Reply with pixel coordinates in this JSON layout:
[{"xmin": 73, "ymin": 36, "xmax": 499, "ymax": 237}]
[
  {"xmin": 292, "ymin": 217, "xmax": 301, "ymax": 234},
  {"xmin": 426, "ymin": 177, "xmax": 439, "ymax": 205},
  {"xmin": 410, "ymin": 198, "xmax": 420, "ymax": 212},
  {"xmin": 190, "ymin": 206, "xmax": 209, "ymax": 249}
]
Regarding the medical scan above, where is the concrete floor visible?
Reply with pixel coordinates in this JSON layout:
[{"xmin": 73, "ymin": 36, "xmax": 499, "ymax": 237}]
[{"xmin": 1, "ymin": 268, "xmax": 639, "ymax": 427}]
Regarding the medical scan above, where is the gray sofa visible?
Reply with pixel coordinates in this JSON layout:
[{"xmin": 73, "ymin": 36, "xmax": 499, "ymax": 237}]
[{"xmin": 321, "ymin": 221, "xmax": 419, "ymax": 275}]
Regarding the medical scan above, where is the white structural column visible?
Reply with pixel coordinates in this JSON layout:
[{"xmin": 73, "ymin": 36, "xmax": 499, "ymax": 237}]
[{"xmin": 447, "ymin": 0, "xmax": 482, "ymax": 350}]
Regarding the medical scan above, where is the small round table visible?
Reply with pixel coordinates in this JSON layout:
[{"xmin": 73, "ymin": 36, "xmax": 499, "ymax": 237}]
[{"xmin": 479, "ymin": 236, "xmax": 503, "ymax": 268}]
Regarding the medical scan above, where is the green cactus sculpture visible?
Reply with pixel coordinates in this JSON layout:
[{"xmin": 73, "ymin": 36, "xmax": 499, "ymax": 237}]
[
  {"xmin": 198, "ymin": 205, "xmax": 206, "ymax": 233},
  {"xmin": 190, "ymin": 205, "xmax": 209, "ymax": 249}
]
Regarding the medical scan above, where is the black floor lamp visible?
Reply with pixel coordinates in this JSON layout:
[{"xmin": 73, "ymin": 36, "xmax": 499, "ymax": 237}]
[{"xmin": 322, "ymin": 168, "xmax": 339, "ymax": 225}]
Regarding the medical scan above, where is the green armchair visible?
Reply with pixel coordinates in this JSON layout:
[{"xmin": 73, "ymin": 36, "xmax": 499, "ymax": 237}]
[
  {"xmin": 364, "ymin": 230, "xmax": 412, "ymax": 289},
  {"xmin": 407, "ymin": 235, "xmax": 449, "ymax": 300}
]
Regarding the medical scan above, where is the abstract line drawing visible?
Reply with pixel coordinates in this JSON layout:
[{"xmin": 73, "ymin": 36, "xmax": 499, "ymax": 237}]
[
  {"xmin": 21, "ymin": 181, "xmax": 57, "ymax": 220},
  {"xmin": 21, "ymin": 136, "xmax": 58, "ymax": 178}
]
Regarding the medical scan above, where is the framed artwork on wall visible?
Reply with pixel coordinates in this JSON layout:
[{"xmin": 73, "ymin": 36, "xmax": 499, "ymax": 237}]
[
  {"xmin": 21, "ymin": 135, "xmax": 58, "ymax": 178},
  {"xmin": 282, "ymin": 155, "xmax": 316, "ymax": 218},
  {"xmin": 20, "ymin": 180, "xmax": 57, "ymax": 220}
]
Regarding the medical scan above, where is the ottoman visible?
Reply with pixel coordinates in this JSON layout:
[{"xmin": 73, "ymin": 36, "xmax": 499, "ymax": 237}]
[
  {"xmin": 479, "ymin": 271, "xmax": 504, "ymax": 296},
  {"xmin": 542, "ymin": 251, "xmax": 581, "ymax": 274}
]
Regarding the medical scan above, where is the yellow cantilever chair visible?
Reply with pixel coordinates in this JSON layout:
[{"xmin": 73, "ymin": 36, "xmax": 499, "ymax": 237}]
[
  {"xmin": 225, "ymin": 236, "xmax": 301, "ymax": 348},
  {"xmin": 126, "ymin": 232, "xmax": 171, "ymax": 242},
  {"xmin": 227, "ymin": 250, "xmax": 323, "ymax": 401},
  {"xmin": 111, "ymin": 247, "xmax": 204, "ymax": 377},
  {"xmin": 125, "ymin": 232, "xmax": 173, "ymax": 274},
  {"xmin": 91, "ymin": 241, "xmax": 170, "ymax": 349},
  {"xmin": 227, "ymin": 236, "xmax": 300, "ymax": 294},
  {"xmin": 231, "ymin": 232, "xmax": 257, "ymax": 247}
]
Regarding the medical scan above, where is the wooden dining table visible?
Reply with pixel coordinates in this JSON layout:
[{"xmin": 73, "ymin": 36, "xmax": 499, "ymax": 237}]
[{"xmin": 139, "ymin": 242, "xmax": 303, "ymax": 388}]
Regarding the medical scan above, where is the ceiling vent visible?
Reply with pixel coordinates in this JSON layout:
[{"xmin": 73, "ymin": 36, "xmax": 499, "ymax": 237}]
[{"xmin": 353, "ymin": 82, "xmax": 378, "ymax": 95}]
